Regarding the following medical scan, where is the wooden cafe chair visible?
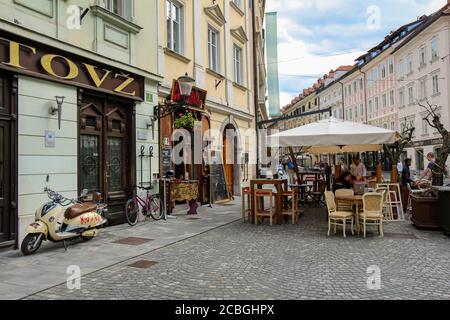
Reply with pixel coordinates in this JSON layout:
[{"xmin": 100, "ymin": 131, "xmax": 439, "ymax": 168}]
[
  {"xmin": 281, "ymin": 189, "xmax": 298, "ymax": 224},
  {"xmin": 325, "ymin": 191, "xmax": 354, "ymax": 238},
  {"xmin": 241, "ymin": 186, "xmax": 252, "ymax": 222},
  {"xmin": 360, "ymin": 192, "xmax": 385, "ymax": 238},
  {"xmin": 254, "ymin": 189, "xmax": 276, "ymax": 226}
]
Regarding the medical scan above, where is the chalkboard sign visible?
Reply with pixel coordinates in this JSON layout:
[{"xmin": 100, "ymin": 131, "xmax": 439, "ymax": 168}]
[
  {"xmin": 210, "ymin": 151, "xmax": 231, "ymax": 203},
  {"xmin": 162, "ymin": 147, "xmax": 172, "ymax": 177}
]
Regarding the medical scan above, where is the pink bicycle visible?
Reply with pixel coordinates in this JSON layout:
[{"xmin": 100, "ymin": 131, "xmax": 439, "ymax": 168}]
[{"xmin": 125, "ymin": 186, "xmax": 162, "ymax": 226}]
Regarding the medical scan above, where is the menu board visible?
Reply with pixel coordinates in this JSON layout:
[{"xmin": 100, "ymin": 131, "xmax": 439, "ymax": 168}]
[
  {"xmin": 210, "ymin": 151, "xmax": 231, "ymax": 203},
  {"xmin": 162, "ymin": 147, "xmax": 172, "ymax": 177}
]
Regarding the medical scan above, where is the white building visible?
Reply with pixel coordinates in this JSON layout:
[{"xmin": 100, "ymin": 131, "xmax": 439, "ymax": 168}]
[
  {"xmin": 393, "ymin": 3, "xmax": 450, "ymax": 171},
  {"xmin": 0, "ymin": 0, "xmax": 162, "ymax": 249},
  {"xmin": 317, "ymin": 66, "xmax": 352, "ymax": 120}
]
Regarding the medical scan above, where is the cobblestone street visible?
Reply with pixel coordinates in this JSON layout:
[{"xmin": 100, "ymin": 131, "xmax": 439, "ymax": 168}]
[{"xmin": 25, "ymin": 204, "xmax": 450, "ymax": 300}]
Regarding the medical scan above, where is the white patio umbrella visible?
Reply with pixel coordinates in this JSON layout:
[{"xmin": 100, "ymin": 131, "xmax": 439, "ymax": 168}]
[{"xmin": 269, "ymin": 117, "xmax": 397, "ymax": 154}]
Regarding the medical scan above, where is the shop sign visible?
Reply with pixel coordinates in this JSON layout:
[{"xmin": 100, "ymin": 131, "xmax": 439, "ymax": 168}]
[
  {"xmin": 0, "ymin": 32, "xmax": 144, "ymax": 100},
  {"xmin": 170, "ymin": 80, "xmax": 207, "ymax": 109},
  {"xmin": 163, "ymin": 137, "xmax": 171, "ymax": 146},
  {"xmin": 407, "ymin": 138, "xmax": 443, "ymax": 148}
]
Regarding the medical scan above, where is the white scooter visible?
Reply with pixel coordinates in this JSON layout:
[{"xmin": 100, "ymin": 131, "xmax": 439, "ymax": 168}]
[{"xmin": 21, "ymin": 175, "xmax": 108, "ymax": 255}]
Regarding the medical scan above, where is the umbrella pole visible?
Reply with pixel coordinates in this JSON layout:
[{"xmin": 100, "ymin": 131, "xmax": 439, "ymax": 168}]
[
  {"xmin": 289, "ymin": 147, "xmax": 302, "ymax": 184},
  {"xmin": 377, "ymin": 160, "xmax": 383, "ymax": 183}
]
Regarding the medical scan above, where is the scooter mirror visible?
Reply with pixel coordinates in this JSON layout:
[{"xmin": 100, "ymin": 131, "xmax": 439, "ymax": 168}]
[
  {"xmin": 81, "ymin": 189, "xmax": 88, "ymax": 197},
  {"xmin": 46, "ymin": 174, "xmax": 50, "ymax": 183}
]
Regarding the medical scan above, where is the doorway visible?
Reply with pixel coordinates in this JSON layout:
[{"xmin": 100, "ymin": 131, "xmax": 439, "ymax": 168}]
[
  {"xmin": 223, "ymin": 124, "xmax": 239, "ymax": 197},
  {"xmin": 0, "ymin": 73, "xmax": 16, "ymax": 247},
  {"xmin": 416, "ymin": 149, "xmax": 424, "ymax": 171},
  {"xmin": 79, "ymin": 93, "xmax": 135, "ymax": 224}
]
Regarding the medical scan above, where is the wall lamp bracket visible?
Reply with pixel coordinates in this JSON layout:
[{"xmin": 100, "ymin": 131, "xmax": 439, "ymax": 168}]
[
  {"xmin": 49, "ymin": 96, "xmax": 65, "ymax": 130},
  {"xmin": 147, "ymin": 116, "xmax": 158, "ymax": 140}
]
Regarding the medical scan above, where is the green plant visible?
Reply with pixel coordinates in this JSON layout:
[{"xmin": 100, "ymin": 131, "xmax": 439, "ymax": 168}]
[
  {"xmin": 419, "ymin": 101, "xmax": 449, "ymax": 186},
  {"xmin": 174, "ymin": 112, "xmax": 195, "ymax": 131}
]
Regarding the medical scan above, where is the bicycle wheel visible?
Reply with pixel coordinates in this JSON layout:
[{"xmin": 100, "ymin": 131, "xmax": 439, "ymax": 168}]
[
  {"xmin": 149, "ymin": 195, "xmax": 162, "ymax": 221},
  {"xmin": 125, "ymin": 199, "xmax": 139, "ymax": 226}
]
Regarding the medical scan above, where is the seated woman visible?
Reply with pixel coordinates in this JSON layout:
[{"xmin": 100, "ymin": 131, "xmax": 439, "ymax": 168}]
[{"xmin": 333, "ymin": 171, "xmax": 353, "ymax": 192}]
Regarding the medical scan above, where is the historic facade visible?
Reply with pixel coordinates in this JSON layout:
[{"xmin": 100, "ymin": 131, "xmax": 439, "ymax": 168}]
[
  {"xmin": 0, "ymin": 0, "xmax": 161, "ymax": 249},
  {"xmin": 281, "ymin": 3, "xmax": 450, "ymax": 173},
  {"xmin": 157, "ymin": 0, "xmax": 265, "ymax": 201},
  {"xmin": 393, "ymin": 5, "xmax": 450, "ymax": 171}
]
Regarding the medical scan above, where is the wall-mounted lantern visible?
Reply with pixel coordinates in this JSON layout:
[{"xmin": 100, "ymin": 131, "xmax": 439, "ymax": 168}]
[
  {"xmin": 49, "ymin": 96, "xmax": 65, "ymax": 130},
  {"xmin": 177, "ymin": 73, "xmax": 195, "ymax": 102},
  {"xmin": 156, "ymin": 73, "xmax": 197, "ymax": 120}
]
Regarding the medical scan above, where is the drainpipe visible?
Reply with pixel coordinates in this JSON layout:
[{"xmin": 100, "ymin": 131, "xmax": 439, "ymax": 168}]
[
  {"xmin": 338, "ymin": 80, "xmax": 345, "ymax": 120},
  {"xmin": 359, "ymin": 70, "xmax": 368, "ymax": 124},
  {"xmin": 251, "ymin": 0, "xmax": 261, "ymax": 178}
]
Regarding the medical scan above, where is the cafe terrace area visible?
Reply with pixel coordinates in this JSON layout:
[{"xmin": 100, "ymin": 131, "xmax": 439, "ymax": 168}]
[{"xmin": 242, "ymin": 117, "xmax": 446, "ymax": 238}]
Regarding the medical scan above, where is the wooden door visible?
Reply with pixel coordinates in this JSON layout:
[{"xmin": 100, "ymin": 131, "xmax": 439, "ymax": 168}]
[
  {"xmin": 223, "ymin": 130, "xmax": 235, "ymax": 196},
  {"xmin": 0, "ymin": 120, "xmax": 11, "ymax": 243},
  {"xmin": 104, "ymin": 105, "xmax": 129, "ymax": 218},
  {"xmin": 79, "ymin": 94, "xmax": 132, "ymax": 223},
  {"xmin": 0, "ymin": 74, "xmax": 14, "ymax": 245}
]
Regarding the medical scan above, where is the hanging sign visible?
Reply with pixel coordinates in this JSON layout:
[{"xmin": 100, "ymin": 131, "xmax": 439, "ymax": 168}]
[{"xmin": 170, "ymin": 80, "xmax": 207, "ymax": 109}]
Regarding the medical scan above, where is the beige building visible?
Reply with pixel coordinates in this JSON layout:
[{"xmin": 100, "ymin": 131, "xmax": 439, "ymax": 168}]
[{"xmin": 0, "ymin": 0, "xmax": 162, "ymax": 249}]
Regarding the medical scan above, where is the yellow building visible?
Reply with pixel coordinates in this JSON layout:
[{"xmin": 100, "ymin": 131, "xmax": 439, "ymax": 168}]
[{"xmin": 157, "ymin": 0, "xmax": 265, "ymax": 202}]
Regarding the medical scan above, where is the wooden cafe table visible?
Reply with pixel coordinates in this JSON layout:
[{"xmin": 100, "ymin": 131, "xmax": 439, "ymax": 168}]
[
  {"xmin": 250, "ymin": 179, "xmax": 288, "ymax": 225},
  {"xmin": 335, "ymin": 194, "xmax": 364, "ymax": 234}
]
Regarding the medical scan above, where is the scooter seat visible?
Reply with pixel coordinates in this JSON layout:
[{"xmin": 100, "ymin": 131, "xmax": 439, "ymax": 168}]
[{"xmin": 64, "ymin": 203, "xmax": 97, "ymax": 220}]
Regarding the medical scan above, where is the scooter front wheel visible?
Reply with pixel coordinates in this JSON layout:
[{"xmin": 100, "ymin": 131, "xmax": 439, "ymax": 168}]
[{"xmin": 21, "ymin": 233, "xmax": 44, "ymax": 256}]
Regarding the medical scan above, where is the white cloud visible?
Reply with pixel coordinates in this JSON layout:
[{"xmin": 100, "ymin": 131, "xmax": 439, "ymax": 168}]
[{"xmin": 266, "ymin": 0, "xmax": 448, "ymax": 110}]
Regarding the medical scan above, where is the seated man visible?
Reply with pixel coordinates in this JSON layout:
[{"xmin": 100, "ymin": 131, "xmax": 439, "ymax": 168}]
[{"xmin": 417, "ymin": 152, "xmax": 435, "ymax": 184}]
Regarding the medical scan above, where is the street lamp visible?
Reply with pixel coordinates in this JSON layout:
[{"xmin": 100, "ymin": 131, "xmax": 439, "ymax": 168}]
[{"xmin": 177, "ymin": 73, "xmax": 195, "ymax": 101}]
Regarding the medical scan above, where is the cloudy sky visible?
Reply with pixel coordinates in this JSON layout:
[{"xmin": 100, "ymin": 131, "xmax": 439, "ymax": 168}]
[{"xmin": 266, "ymin": 0, "xmax": 448, "ymax": 108}]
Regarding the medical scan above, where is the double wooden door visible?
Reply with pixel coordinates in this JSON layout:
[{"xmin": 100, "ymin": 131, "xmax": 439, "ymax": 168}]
[{"xmin": 79, "ymin": 94, "xmax": 134, "ymax": 223}]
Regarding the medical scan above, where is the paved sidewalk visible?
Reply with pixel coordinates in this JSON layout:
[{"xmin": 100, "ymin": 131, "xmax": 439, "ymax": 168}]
[
  {"xmin": 2, "ymin": 198, "xmax": 449, "ymax": 300},
  {"xmin": 0, "ymin": 201, "xmax": 241, "ymax": 300},
  {"xmin": 23, "ymin": 206, "xmax": 450, "ymax": 300}
]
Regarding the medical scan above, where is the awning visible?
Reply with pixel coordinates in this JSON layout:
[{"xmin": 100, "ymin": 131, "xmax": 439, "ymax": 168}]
[{"xmin": 269, "ymin": 117, "xmax": 397, "ymax": 154}]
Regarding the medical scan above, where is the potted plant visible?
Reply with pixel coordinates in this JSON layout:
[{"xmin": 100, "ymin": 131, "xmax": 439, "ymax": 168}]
[
  {"xmin": 174, "ymin": 112, "xmax": 195, "ymax": 131},
  {"xmin": 383, "ymin": 120, "xmax": 415, "ymax": 183},
  {"xmin": 418, "ymin": 101, "xmax": 450, "ymax": 234}
]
